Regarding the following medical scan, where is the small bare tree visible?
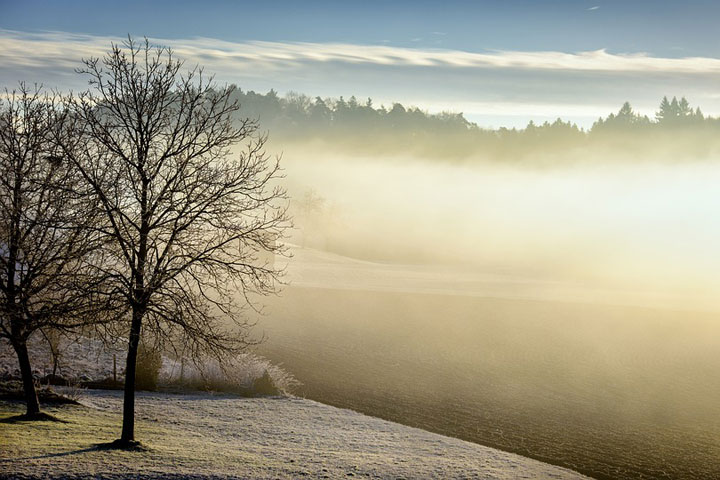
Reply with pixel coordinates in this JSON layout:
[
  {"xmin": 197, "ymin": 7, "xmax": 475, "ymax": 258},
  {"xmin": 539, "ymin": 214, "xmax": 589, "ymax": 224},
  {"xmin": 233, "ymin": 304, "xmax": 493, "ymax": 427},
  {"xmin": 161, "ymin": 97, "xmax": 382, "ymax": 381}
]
[
  {"xmin": 0, "ymin": 84, "xmax": 109, "ymax": 419},
  {"xmin": 58, "ymin": 38, "xmax": 288, "ymax": 446},
  {"xmin": 39, "ymin": 327, "xmax": 64, "ymax": 378}
]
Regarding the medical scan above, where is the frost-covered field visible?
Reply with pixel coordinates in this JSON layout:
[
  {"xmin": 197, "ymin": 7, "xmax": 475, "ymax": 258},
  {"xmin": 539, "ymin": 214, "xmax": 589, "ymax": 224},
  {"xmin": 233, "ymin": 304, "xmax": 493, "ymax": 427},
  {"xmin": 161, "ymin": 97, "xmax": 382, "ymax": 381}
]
[
  {"xmin": 258, "ymin": 246, "xmax": 720, "ymax": 480},
  {"xmin": 0, "ymin": 390, "xmax": 586, "ymax": 479}
]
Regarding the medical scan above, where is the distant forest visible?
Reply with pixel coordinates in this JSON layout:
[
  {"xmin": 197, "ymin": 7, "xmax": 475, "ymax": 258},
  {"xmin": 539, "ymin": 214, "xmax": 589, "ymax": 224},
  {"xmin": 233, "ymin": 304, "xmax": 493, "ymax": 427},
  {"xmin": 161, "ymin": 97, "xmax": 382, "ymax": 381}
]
[{"xmin": 231, "ymin": 88, "xmax": 720, "ymax": 160}]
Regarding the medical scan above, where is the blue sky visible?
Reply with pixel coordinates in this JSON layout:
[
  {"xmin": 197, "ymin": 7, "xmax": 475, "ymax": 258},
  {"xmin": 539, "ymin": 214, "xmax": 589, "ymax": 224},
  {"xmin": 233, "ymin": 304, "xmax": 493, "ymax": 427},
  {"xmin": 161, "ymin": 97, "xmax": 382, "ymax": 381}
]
[{"xmin": 2, "ymin": 0, "xmax": 720, "ymax": 127}]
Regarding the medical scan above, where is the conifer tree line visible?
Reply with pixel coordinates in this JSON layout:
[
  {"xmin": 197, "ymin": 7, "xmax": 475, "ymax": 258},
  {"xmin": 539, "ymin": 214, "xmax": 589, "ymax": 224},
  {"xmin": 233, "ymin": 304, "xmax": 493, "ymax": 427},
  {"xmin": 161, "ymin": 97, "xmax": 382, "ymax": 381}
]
[
  {"xmin": 235, "ymin": 90, "xmax": 713, "ymax": 134},
  {"xmin": 233, "ymin": 90, "xmax": 720, "ymax": 159}
]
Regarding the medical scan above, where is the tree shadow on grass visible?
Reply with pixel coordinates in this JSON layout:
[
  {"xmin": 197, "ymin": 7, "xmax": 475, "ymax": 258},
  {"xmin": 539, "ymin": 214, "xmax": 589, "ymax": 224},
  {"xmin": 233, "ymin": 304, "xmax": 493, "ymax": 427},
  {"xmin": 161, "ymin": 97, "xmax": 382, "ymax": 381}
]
[
  {"xmin": 0, "ymin": 412, "xmax": 68, "ymax": 423},
  {"xmin": 8, "ymin": 441, "xmax": 150, "ymax": 462},
  {"xmin": 13, "ymin": 446, "xmax": 102, "ymax": 460}
]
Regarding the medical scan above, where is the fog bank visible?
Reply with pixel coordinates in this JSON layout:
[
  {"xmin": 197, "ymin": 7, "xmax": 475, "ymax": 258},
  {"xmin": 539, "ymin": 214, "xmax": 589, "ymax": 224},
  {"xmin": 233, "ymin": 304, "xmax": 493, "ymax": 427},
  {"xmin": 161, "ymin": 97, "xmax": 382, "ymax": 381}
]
[{"xmin": 281, "ymin": 148, "xmax": 720, "ymax": 311}]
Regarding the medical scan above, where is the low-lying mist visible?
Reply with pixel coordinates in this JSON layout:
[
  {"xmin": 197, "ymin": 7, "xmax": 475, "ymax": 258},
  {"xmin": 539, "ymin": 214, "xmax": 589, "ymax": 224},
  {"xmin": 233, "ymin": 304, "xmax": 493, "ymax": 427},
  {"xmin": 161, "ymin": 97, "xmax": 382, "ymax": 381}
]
[
  {"xmin": 245, "ymin": 141, "xmax": 720, "ymax": 479},
  {"xmin": 280, "ymin": 145, "xmax": 720, "ymax": 311}
]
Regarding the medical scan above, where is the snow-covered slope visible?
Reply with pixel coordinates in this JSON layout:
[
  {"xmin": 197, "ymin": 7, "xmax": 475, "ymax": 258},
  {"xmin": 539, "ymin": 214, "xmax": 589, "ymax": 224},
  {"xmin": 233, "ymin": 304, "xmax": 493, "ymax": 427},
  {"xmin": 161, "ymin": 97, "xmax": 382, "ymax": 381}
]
[{"xmin": 1, "ymin": 389, "xmax": 587, "ymax": 479}]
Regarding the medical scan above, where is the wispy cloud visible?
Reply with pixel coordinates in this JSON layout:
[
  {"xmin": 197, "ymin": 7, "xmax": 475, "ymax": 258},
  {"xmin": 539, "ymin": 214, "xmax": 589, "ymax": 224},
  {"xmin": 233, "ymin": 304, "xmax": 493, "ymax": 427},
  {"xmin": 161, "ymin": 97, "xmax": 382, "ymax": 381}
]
[
  {"xmin": 3, "ymin": 29, "xmax": 720, "ymax": 75},
  {"xmin": 2, "ymin": 29, "xmax": 720, "ymax": 127},
  {"xmin": 588, "ymin": 6, "xmax": 600, "ymax": 11}
]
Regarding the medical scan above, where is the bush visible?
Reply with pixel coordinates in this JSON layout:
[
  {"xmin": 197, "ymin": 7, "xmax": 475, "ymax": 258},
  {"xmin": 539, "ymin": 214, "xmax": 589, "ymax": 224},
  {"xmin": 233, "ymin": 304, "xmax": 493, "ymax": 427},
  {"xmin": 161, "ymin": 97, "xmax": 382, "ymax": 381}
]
[
  {"xmin": 252, "ymin": 371, "xmax": 280, "ymax": 396},
  {"xmin": 161, "ymin": 353, "xmax": 299, "ymax": 396},
  {"xmin": 135, "ymin": 343, "xmax": 163, "ymax": 391}
]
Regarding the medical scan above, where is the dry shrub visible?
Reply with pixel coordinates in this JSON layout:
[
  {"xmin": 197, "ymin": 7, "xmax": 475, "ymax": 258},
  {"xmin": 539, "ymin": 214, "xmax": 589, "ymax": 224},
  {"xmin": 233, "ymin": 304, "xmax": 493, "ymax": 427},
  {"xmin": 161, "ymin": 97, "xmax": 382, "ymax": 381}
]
[
  {"xmin": 135, "ymin": 342, "xmax": 163, "ymax": 391},
  {"xmin": 162, "ymin": 353, "xmax": 299, "ymax": 396}
]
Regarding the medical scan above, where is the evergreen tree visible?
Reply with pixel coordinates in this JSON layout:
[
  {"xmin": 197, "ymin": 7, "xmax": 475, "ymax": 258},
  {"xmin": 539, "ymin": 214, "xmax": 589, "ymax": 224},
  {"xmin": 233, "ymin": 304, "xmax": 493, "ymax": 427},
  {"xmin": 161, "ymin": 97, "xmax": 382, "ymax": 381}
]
[
  {"xmin": 678, "ymin": 97, "xmax": 692, "ymax": 118},
  {"xmin": 656, "ymin": 96, "xmax": 672, "ymax": 123},
  {"xmin": 669, "ymin": 96, "xmax": 680, "ymax": 120},
  {"xmin": 309, "ymin": 96, "xmax": 332, "ymax": 127}
]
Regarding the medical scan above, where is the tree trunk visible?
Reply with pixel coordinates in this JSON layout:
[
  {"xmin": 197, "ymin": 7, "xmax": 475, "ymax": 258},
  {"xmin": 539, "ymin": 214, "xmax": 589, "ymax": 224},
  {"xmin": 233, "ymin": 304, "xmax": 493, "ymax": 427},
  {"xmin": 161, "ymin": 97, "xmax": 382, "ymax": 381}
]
[
  {"xmin": 12, "ymin": 339, "xmax": 40, "ymax": 416},
  {"xmin": 120, "ymin": 307, "xmax": 143, "ymax": 442}
]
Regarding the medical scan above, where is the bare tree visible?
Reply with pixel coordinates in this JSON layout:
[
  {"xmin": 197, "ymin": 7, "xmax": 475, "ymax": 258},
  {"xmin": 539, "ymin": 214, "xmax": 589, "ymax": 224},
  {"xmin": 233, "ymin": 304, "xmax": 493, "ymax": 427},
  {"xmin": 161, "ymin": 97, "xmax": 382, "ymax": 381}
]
[
  {"xmin": 57, "ymin": 38, "xmax": 288, "ymax": 447},
  {"xmin": 39, "ymin": 327, "xmax": 64, "ymax": 378},
  {"xmin": 0, "ymin": 84, "xmax": 109, "ymax": 419}
]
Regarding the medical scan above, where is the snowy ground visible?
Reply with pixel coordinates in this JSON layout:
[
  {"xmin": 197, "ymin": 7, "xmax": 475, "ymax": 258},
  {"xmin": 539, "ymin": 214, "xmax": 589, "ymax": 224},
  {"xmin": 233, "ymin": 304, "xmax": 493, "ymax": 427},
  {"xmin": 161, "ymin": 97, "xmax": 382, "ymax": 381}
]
[{"xmin": 0, "ymin": 389, "xmax": 587, "ymax": 479}]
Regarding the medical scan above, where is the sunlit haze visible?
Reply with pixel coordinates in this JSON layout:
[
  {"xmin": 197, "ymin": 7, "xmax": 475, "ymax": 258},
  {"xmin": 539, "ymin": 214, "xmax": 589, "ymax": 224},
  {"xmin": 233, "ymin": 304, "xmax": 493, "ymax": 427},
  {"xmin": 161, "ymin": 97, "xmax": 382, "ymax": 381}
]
[{"xmin": 2, "ymin": 3, "xmax": 720, "ymax": 480}]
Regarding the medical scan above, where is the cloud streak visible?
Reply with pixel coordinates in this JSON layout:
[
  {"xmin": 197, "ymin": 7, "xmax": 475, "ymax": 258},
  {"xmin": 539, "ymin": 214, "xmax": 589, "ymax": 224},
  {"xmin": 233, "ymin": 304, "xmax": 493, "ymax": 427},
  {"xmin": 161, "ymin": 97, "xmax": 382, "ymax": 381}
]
[
  {"xmin": 2, "ymin": 29, "xmax": 720, "ymax": 127},
  {"xmin": 3, "ymin": 29, "xmax": 720, "ymax": 74}
]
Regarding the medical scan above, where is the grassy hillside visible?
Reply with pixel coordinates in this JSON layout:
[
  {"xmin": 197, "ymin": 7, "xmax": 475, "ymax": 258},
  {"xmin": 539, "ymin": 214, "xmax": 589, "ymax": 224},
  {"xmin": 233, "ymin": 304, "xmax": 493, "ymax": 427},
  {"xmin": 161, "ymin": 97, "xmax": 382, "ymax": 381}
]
[{"xmin": 0, "ymin": 390, "xmax": 586, "ymax": 479}]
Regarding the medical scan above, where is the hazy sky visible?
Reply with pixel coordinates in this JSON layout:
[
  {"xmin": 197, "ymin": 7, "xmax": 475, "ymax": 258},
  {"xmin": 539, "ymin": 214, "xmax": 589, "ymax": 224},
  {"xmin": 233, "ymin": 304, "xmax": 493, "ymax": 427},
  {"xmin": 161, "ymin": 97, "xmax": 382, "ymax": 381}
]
[{"xmin": 2, "ymin": 0, "xmax": 720, "ymax": 127}]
